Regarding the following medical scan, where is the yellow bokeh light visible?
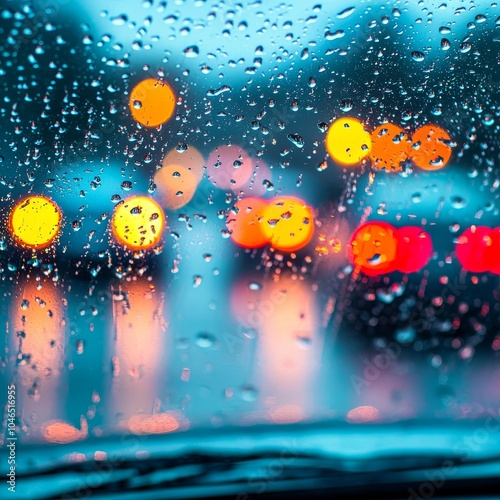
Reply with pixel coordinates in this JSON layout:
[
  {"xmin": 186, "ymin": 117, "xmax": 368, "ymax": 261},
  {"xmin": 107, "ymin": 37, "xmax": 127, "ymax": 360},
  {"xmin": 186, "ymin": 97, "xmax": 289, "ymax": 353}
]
[
  {"xmin": 111, "ymin": 196, "xmax": 165, "ymax": 250},
  {"xmin": 154, "ymin": 164, "xmax": 198, "ymax": 210},
  {"xmin": 162, "ymin": 146, "xmax": 205, "ymax": 181},
  {"xmin": 129, "ymin": 78, "xmax": 176, "ymax": 128},
  {"xmin": 325, "ymin": 117, "xmax": 372, "ymax": 166},
  {"xmin": 9, "ymin": 196, "xmax": 61, "ymax": 249},
  {"xmin": 262, "ymin": 196, "xmax": 314, "ymax": 252}
]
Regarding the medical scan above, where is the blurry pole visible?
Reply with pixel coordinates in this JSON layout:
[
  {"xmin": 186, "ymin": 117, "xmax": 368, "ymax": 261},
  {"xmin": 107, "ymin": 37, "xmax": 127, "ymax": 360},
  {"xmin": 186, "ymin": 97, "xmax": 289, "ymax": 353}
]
[
  {"xmin": 9, "ymin": 276, "xmax": 65, "ymax": 440},
  {"xmin": 108, "ymin": 276, "xmax": 167, "ymax": 429},
  {"xmin": 257, "ymin": 275, "xmax": 322, "ymax": 423}
]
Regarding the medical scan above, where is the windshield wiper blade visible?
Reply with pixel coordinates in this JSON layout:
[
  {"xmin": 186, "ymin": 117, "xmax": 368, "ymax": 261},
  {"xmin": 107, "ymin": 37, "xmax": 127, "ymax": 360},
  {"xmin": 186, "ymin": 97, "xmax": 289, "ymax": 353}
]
[{"xmin": 13, "ymin": 451, "xmax": 500, "ymax": 500}]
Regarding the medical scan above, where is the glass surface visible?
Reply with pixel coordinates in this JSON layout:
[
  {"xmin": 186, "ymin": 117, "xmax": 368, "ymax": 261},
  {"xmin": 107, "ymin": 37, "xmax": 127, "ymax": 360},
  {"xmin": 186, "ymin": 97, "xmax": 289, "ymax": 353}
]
[{"xmin": 0, "ymin": 0, "xmax": 500, "ymax": 498}]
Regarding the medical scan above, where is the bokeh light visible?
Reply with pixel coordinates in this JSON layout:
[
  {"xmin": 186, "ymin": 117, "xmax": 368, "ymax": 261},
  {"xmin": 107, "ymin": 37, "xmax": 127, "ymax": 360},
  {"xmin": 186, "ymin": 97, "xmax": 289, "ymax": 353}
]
[
  {"xmin": 154, "ymin": 164, "xmax": 198, "ymax": 210},
  {"xmin": 370, "ymin": 123, "xmax": 410, "ymax": 171},
  {"xmin": 349, "ymin": 221, "xmax": 398, "ymax": 276},
  {"xmin": 488, "ymin": 227, "xmax": 500, "ymax": 274},
  {"xmin": 207, "ymin": 145, "xmax": 254, "ymax": 190},
  {"xmin": 347, "ymin": 405, "xmax": 380, "ymax": 423},
  {"xmin": 455, "ymin": 226, "xmax": 492, "ymax": 273},
  {"xmin": 42, "ymin": 418, "xmax": 88, "ymax": 444},
  {"xmin": 9, "ymin": 196, "xmax": 62, "ymax": 249},
  {"xmin": 162, "ymin": 146, "xmax": 205, "ymax": 182},
  {"xmin": 241, "ymin": 157, "xmax": 272, "ymax": 196},
  {"xmin": 396, "ymin": 226, "xmax": 433, "ymax": 273},
  {"xmin": 325, "ymin": 117, "xmax": 372, "ymax": 166},
  {"xmin": 262, "ymin": 196, "xmax": 314, "ymax": 252},
  {"xmin": 127, "ymin": 413, "xmax": 180, "ymax": 435},
  {"xmin": 111, "ymin": 196, "xmax": 165, "ymax": 250},
  {"xmin": 410, "ymin": 124, "xmax": 452, "ymax": 170},
  {"xmin": 226, "ymin": 196, "xmax": 269, "ymax": 249},
  {"xmin": 269, "ymin": 404, "xmax": 305, "ymax": 424},
  {"xmin": 129, "ymin": 78, "xmax": 176, "ymax": 128}
]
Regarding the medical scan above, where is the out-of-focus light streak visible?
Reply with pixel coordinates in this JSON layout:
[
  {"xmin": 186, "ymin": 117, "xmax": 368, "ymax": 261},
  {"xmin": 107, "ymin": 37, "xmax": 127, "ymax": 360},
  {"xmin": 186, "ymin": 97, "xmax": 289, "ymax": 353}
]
[
  {"xmin": 10, "ymin": 278, "xmax": 65, "ymax": 439},
  {"xmin": 109, "ymin": 278, "xmax": 169, "ymax": 432}
]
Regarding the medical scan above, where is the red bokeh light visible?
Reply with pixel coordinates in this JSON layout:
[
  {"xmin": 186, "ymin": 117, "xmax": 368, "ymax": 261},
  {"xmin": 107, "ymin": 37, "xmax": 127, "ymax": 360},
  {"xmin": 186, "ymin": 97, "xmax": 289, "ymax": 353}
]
[
  {"xmin": 349, "ymin": 222, "xmax": 433, "ymax": 275},
  {"xmin": 396, "ymin": 226, "xmax": 433, "ymax": 273},
  {"xmin": 455, "ymin": 226, "xmax": 493, "ymax": 273},
  {"xmin": 487, "ymin": 227, "xmax": 500, "ymax": 275}
]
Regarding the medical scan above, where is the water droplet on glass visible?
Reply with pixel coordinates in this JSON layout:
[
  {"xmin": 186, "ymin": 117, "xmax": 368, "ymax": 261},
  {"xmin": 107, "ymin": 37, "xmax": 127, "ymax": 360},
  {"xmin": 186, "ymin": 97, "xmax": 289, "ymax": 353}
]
[
  {"xmin": 239, "ymin": 385, "xmax": 258, "ymax": 402},
  {"xmin": 337, "ymin": 6, "xmax": 355, "ymax": 19},
  {"xmin": 459, "ymin": 42, "xmax": 471, "ymax": 54},
  {"xmin": 451, "ymin": 196, "xmax": 466, "ymax": 209},
  {"xmin": 325, "ymin": 29, "xmax": 345, "ymax": 40},
  {"xmin": 340, "ymin": 100, "xmax": 353, "ymax": 112},
  {"xmin": 110, "ymin": 14, "xmax": 128, "ymax": 25},
  {"xmin": 248, "ymin": 281, "xmax": 262, "ymax": 291},
  {"xmin": 411, "ymin": 51, "xmax": 425, "ymax": 62},
  {"xmin": 195, "ymin": 332, "xmax": 215, "ymax": 348},
  {"xmin": 184, "ymin": 45, "xmax": 199, "ymax": 58},
  {"xmin": 287, "ymin": 134, "xmax": 304, "ymax": 148}
]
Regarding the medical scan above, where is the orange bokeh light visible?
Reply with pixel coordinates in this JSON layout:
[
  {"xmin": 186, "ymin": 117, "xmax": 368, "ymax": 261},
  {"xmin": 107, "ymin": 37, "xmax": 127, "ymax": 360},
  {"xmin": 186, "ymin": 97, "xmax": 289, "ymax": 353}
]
[
  {"xmin": 349, "ymin": 221, "xmax": 398, "ymax": 276},
  {"xmin": 226, "ymin": 196, "xmax": 269, "ymax": 249},
  {"xmin": 162, "ymin": 146, "xmax": 205, "ymax": 182},
  {"xmin": 154, "ymin": 164, "xmax": 198, "ymax": 210},
  {"xmin": 42, "ymin": 417, "xmax": 88, "ymax": 444},
  {"xmin": 410, "ymin": 124, "xmax": 452, "ymax": 170},
  {"xmin": 370, "ymin": 123, "xmax": 410, "ymax": 171},
  {"xmin": 129, "ymin": 78, "xmax": 176, "ymax": 128},
  {"xmin": 127, "ymin": 413, "xmax": 179, "ymax": 435}
]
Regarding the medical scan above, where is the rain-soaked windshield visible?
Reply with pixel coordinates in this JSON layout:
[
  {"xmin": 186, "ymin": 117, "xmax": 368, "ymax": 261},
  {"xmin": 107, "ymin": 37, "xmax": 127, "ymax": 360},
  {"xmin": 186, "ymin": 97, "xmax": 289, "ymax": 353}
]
[{"xmin": 1, "ymin": 0, "xmax": 500, "ymax": 498}]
